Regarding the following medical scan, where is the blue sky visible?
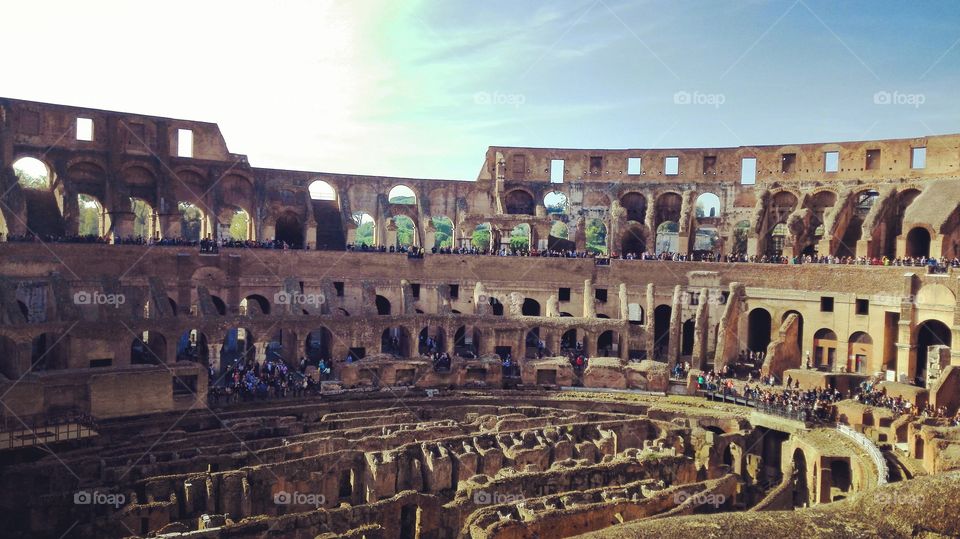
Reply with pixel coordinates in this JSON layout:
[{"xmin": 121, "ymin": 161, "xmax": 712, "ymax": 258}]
[{"xmin": 3, "ymin": 0, "xmax": 958, "ymax": 179}]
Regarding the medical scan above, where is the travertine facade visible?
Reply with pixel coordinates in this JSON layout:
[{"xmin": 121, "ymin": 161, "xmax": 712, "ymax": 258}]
[{"xmin": 2, "ymin": 98, "xmax": 960, "ymax": 538}]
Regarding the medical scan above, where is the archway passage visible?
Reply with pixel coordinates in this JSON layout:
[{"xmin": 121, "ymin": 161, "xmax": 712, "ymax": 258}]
[
  {"xmin": 747, "ymin": 308, "xmax": 772, "ymax": 353},
  {"xmin": 382, "ymin": 327, "xmax": 410, "ymax": 357},
  {"xmin": 522, "ymin": 298, "xmax": 541, "ymax": 316},
  {"xmin": 77, "ymin": 194, "xmax": 108, "ymax": 237},
  {"xmin": 813, "ymin": 328, "xmax": 838, "ymax": 370},
  {"xmin": 275, "ymin": 211, "xmax": 304, "ymax": 248},
  {"xmin": 0, "ymin": 336, "xmax": 18, "ymax": 379},
  {"xmin": 222, "ymin": 328, "xmax": 255, "ymax": 372},
  {"xmin": 352, "ymin": 212, "xmax": 376, "ymax": 247},
  {"xmin": 177, "ymin": 330, "xmax": 208, "ymax": 366},
  {"xmin": 586, "ymin": 218, "xmax": 607, "ymax": 254},
  {"xmin": 653, "ymin": 305, "xmax": 672, "ymax": 359},
  {"xmin": 489, "ymin": 296, "xmax": 504, "ymax": 316},
  {"xmin": 418, "ymin": 327, "xmax": 444, "ymax": 355},
  {"xmin": 560, "ymin": 329, "xmax": 581, "ymax": 355},
  {"xmin": 525, "ymin": 327, "xmax": 543, "ymax": 359},
  {"xmin": 655, "ymin": 221, "xmax": 679, "ymax": 255},
  {"xmin": 792, "ymin": 449, "xmax": 810, "ymax": 508},
  {"xmin": 598, "ymin": 330, "xmax": 617, "ymax": 356},
  {"xmin": 681, "ymin": 319, "xmax": 695, "ymax": 357},
  {"xmin": 393, "ymin": 215, "xmax": 417, "ymax": 249},
  {"xmin": 388, "ymin": 185, "xmax": 417, "ymax": 205},
  {"xmin": 548, "ymin": 220, "xmax": 573, "ymax": 251},
  {"xmin": 848, "ymin": 331, "xmax": 873, "ymax": 373},
  {"xmin": 621, "ymin": 192, "xmax": 647, "ymax": 222},
  {"xmin": 695, "ymin": 192, "xmax": 720, "ymax": 218},
  {"xmin": 131, "ymin": 198, "xmax": 158, "ymax": 240},
  {"xmin": 305, "ymin": 329, "xmax": 332, "ymax": 366},
  {"xmin": 544, "ymin": 191, "xmax": 568, "ymax": 215},
  {"xmin": 917, "ymin": 320, "xmax": 951, "ymax": 383},
  {"xmin": 454, "ymin": 326, "xmax": 479, "ymax": 358},
  {"xmin": 783, "ymin": 310, "xmax": 804, "ymax": 356},
  {"xmin": 132, "ymin": 331, "xmax": 166, "ymax": 365},
  {"xmin": 504, "ymin": 189, "xmax": 535, "ymax": 215},
  {"xmin": 13, "ymin": 157, "xmax": 65, "ymax": 237},
  {"xmin": 906, "ymin": 227, "xmax": 931, "ymax": 258},
  {"xmin": 179, "ymin": 202, "xmax": 205, "ymax": 242},
  {"xmin": 621, "ymin": 222, "xmax": 647, "ymax": 256},
  {"xmin": 309, "ymin": 181, "xmax": 345, "ymax": 250}
]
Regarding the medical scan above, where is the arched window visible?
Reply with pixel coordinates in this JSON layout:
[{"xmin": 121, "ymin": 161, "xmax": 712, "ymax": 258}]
[
  {"xmin": 388, "ymin": 185, "xmax": 417, "ymax": 205},
  {"xmin": 308, "ymin": 180, "xmax": 337, "ymax": 201}
]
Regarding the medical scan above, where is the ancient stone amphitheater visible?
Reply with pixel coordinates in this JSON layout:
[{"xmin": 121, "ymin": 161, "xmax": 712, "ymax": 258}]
[{"xmin": 1, "ymin": 98, "xmax": 960, "ymax": 538}]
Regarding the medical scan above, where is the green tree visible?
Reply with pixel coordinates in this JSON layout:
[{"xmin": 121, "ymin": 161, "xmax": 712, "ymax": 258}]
[
  {"xmin": 550, "ymin": 221, "xmax": 568, "ymax": 239},
  {"xmin": 472, "ymin": 223, "xmax": 490, "ymax": 250},
  {"xmin": 78, "ymin": 195, "xmax": 100, "ymax": 236},
  {"xmin": 432, "ymin": 217, "xmax": 453, "ymax": 248},
  {"xmin": 356, "ymin": 221, "xmax": 374, "ymax": 246},
  {"xmin": 510, "ymin": 225, "xmax": 529, "ymax": 251},
  {"xmin": 586, "ymin": 219, "xmax": 607, "ymax": 254},
  {"xmin": 14, "ymin": 169, "xmax": 47, "ymax": 189},
  {"xmin": 179, "ymin": 202, "xmax": 202, "ymax": 241},
  {"xmin": 131, "ymin": 199, "xmax": 152, "ymax": 238},
  {"xmin": 230, "ymin": 210, "xmax": 249, "ymax": 240},
  {"xmin": 395, "ymin": 216, "xmax": 415, "ymax": 247}
]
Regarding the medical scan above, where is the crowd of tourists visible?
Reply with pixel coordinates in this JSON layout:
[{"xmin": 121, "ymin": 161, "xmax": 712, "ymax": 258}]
[{"xmin": 6, "ymin": 233, "xmax": 110, "ymax": 243}]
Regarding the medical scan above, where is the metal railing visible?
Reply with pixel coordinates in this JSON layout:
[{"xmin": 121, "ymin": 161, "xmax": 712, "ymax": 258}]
[
  {"xmin": 836, "ymin": 423, "xmax": 888, "ymax": 485},
  {"xmin": 1, "ymin": 412, "xmax": 98, "ymax": 450}
]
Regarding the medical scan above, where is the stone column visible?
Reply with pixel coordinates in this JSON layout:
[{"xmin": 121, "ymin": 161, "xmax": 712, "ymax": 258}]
[
  {"xmin": 385, "ymin": 218, "xmax": 398, "ymax": 249},
  {"xmin": 209, "ymin": 343, "xmax": 223, "ymax": 373},
  {"xmin": 618, "ymin": 283, "xmax": 628, "ymax": 320},
  {"xmin": 667, "ymin": 285, "xmax": 683, "ymax": 368},
  {"xmin": 583, "ymin": 279, "xmax": 596, "ymax": 318}
]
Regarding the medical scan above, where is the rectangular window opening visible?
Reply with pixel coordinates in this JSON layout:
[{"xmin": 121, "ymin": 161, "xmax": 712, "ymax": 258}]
[
  {"xmin": 411, "ymin": 283, "xmax": 420, "ymax": 299},
  {"xmin": 820, "ymin": 297, "xmax": 835, "ymax": 312},
  {"xmin": 664, "ymin": 156, "xmax": 679, "ymax": 176},
  {"xmin": 449, "ymin": 284, "xmax": 459, "ymax": 299},
  {"xmin": 589, "ymin": 156, "xmax": 603, "ymax": 174},
  {"xmin": 703, "ymin": 155, "xmax": 717, "ymax": 175},
  {"xmin": 825, "ymin": 151, "xmax": 840, "ymax": 173},
  {"xmin": 177, "ymin": 128, "xmax": 194, "ymax": 158},
  {"xmin": 334, "ymin": 282, "xmax": 345, "ymax": 297},
  {"xmin": 627, "ymin": 157, "xmax": 642, "ymax": 175},
  {"xmin": 76, "ymin": 117, "xmax": 94, "ymax": 141},
  {"xmin": 856, "ymin": 298, "xmax": 869, "ymax": 315},
  {"xmin": 911, "ymin": 147, "xmax": 927, "ymax": 169},
  {"xmin": 550, "ymin": 159, "xmax": 564, "ymax": 183},
  {"xmin": 740, "ymin": 157, "xmax": 757, "ymax": 185},
  {"xmin": 781, "ymin": 153, "xmax": 796, "ymax": 173},
  {"xmin": 558, "ymin": 287, "xmax": 571, "ymax": 302},
  {"xmin": 866, "ymin": 149, "xmax": 881, "ymax": 170},
  {"xmin": 595, "ymin": 288, "xmax": 607, "ymax": 303}
]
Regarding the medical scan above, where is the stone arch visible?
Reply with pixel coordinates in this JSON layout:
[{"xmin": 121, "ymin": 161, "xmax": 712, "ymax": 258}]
[
  {"xmin": 454, "ymin": 326, "xmax": 480, "ymax": 357},
  {"xmin": 695, "ymin": 192, "xmax": 721, "ymax": 219},
  {"xmin": 430, "ymin": 216, "xmax": 454, "ymax": 249},
  {"xmin": 305, "ymin": 328, "xmax": 333, "ymax": 364},
  {"xmin": 418, "ymin": 326, "xmax": 445, "ymax": 355},
  {"xmin": 131, "ymin": 331, "xmax": 167, "ymax": 365},
  {"xmin": 179, "ymin": 201, "xmax": 207, "ymax": 242},
  {"xmin": 209, "ymin": 295, "xmax": 227, "ymax": 315},
  {"xmin": 621, "ymin": 221, "xmax": 647, "ymax": 256},
  {"xmin": 916, "ymin": 319, "xmax": 951, "ymax": 382},
  {"xmin": 544, "ymin": 191, "xmax": 568, "ymax": 215},
  {"xmin": 242, "ymin": 294, "xmax": 271, "ymax": 316},
  {"xmin": 654, "ymin": 192, "xmax": 683, "ymax": 225},
  {"xmin": 352, "ymin": 211, "xmax": 376, "ymax": 246},
  {"xmin": 388, "ymin": 185, "xmax": 417, "ymax": 205},
  {"xmin": 792, "ymin": 448, "xmax": 810, "ymax": 507},
  {"xmin": 848, "ymin": 331, "xmax": 872, "ymax": 373},
  {"xmin": 489, "ymin": 295, "xmax": 504, "ymax": 316},
  {"xmin": 655, "ymin": 221, "xmax": 679, "ymax": 254},
  {"xmin": 561, "ymin": 328, "xmax": 584, "ymax": 354},
  {"xmin": 620, "ymin": 192, "xmax": 647, "ymax": 222},
  {"xmin": 747, "ymin": 308, "xmax": 772, "ymax": 353},
  {"xmin": 222, "ymin": 328, "xmax": 256, "ymax": 371},
  {"xmin": 504, "ymin": 189, "xmax": 535, "ymax": 215},
  {"xmin": 13, "ymin": 156, "xmax": 65, "ymax": 236},
  {"xmin": 309, "ymin": 180, "xmax": 337, "ymax": 201},
  {"xmin": 381, "ymin": 327, "xmax": 411, "ymax": 357},
  {"xmin": 393, "ymin": 215, "xmax": 417, "ymax": 248},
  {"xmin": 176, "ymin": 330, "xmax": 209, "ymax": 366},
  {"xmin": 525, "ymin": 327, "xmax": 544, "ymax": 358},
  {"xmin": 586, "ymin": 218, "xmax": 607, "ymax": 254},
  {"xmin": 275, "ymin": 210, "xmax": 304, "ymax": 248},
  {"xmin": 813, "ymin": 328, "xmax": 838, "ymax": 370},
  {"xmin": 522, "ymin": 298, "xmax": 541, "ymax": 316},
  {"xmin": 681, "ymin": 318, "xmax": 695, "ymax": 356},
  {"xmin": 76, "ymin": 193, "xmax": 110, "ymax": 237},
  {"xmin": 835, "ymin": 189, "xmax": 880, "ymax": 258},
  {"xmin": 906, "ymin": 226, "xmax": 931, "ymax": 258},
  {"xmin": 598, "ymin": 330, "xmax": 618, "ymax": 356},
  {"xmin": 782, "ymin": 310, "xmax": 804, "ymax": 356},
  {"xmin": 130, "ymin": 197, "xmax": 159, "ymax": 240}
]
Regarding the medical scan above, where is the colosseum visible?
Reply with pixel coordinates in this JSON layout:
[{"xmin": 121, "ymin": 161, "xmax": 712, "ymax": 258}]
[{"xmin": 1, "ymin": 97, "xmax": 960, "ymax": 538}]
